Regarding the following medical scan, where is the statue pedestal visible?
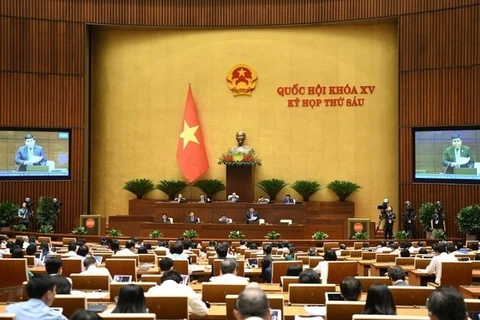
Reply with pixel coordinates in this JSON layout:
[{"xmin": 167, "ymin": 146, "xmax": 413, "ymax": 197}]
[{"xmin": 226, "ymin": 165, "xmax": 255, "ymax": 203}]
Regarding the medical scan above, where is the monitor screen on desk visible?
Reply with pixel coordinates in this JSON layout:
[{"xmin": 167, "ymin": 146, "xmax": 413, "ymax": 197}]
[
  {"xmin": 414, "ymin": 126, "xmax": 480, "ymax": 184},
  {"xmin": 0, "ymin": 128, "xmax": 71, "ymax": 180}
]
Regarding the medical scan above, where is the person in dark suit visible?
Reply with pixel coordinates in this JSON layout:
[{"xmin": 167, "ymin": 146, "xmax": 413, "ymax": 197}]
[
  {"xmin": 282, "ymin": 194, "xmax": 295, "ymax": 204},
  {"xmin": 173, "ymin": 193, "xmax": 187, "ymax": 203},
  {"xmin": 186, "ymin": 211, "xmax": 199, "ymax": 223},
  {"xmin": 160, "ymin": 213, "xmax": 171, "ymax": 223},
  {"xmin": 442, "ymin": 133, "xmax": 474, "ymax": 174},
  {"xmin": 14, "ymin": 133, "xmax": 47, "ymax": 167},
  {"xmin": 388, "ymin": 266, "xmax": 408, "ymax": 286},
  {"xmin": 244, "ymin": 206, "xmax": 259, "ymax": 224}
]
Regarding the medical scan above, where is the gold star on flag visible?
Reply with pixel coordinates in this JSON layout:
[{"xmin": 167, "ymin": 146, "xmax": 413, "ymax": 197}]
[{"xmin": 180, "ymin": 120, "xmax": 199, "ymax": 149}]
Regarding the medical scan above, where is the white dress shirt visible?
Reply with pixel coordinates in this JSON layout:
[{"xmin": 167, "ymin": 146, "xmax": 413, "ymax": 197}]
[
  {"xmin": 209, "ymin": 273, "xmax": 249, "ymax": 284},
  {"xmin": 313, "ymin": 261, "xmax": 329, "ymax": 284},
  {"xmin": 80, "ymin": 265, "xmax": 113, "ymax": 281},
  {"xmin": 418, "ymin": 252, "xmax": 458, "ymax": 284}
]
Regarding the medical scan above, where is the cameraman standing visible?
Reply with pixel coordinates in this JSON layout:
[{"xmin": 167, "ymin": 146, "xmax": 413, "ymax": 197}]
[
  {"xmin": 402, "ymin": 201, "xmax": 417, "ymax": 238},
  {"xmin": 431, "ymin": 201, "xmax": 446, "ymax": 239},
  {"xmin": 378, "ymin": 199, "xmax": 396, "ymax": 239},
  {"xmin": 52, "ymin": 198, "xmax": 62, "ymax": 231}
]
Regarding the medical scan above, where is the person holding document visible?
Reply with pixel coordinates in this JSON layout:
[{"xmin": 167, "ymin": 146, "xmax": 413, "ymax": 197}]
[
  {"xmin": 14, "ymin": 133, "xmax": 47, "ymax": 167},
  {"xmin": 245, "ymin": 206, "xmax": 259, "ymax": 224},
  {"xmin": 442, "ymin": 133, "xmax": 474, "ymax": 174}
]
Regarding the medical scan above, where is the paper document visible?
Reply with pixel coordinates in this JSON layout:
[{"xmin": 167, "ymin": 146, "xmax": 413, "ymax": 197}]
[{"xmin": 455, "ymin": 157, "xmax": 471, "ymax": 165}]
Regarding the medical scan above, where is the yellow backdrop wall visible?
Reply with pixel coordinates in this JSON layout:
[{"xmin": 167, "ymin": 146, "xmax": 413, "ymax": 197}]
[{"xmin": 91, "ymin": 22, "xmax": 399, "ymax": 226}]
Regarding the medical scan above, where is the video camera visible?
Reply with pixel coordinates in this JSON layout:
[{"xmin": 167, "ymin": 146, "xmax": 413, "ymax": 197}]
[
  {"xmin": 24, "ymin": 197, "xmax": 34, "ymax": 209},
  {"xmin": 377, "ymin": 198, "xmax": 389, "ymax": 210},
  {"xmin": 404, "ymin": 201, "xmax": 413, "ymax": 211},
  {"xmin": 53, "ymin": 198, "xmax": 63, "ymax": 212}
]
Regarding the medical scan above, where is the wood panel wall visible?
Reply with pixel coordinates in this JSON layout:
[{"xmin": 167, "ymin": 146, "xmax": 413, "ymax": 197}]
[{"xmin": 1, "ymin": 0, "xmax": 479, "ymax": 237}]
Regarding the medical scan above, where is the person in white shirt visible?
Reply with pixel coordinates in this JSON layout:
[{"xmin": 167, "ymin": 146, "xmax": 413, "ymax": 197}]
[
  {"xmin": 233, "ymin": 284, "xmax": 271, "ymax": 320},
  {"xmin": 227, "ymin": 192, "xmax": 240, "ymax": 202},
  {"xmin": 26, "ymin": 243, "xmax": 44, "ymax": 266},
  {"xmin": 147, "ymin": 270, "xmax": 208, "ymax": 317},
  {"xmin": 313, "ymin": 249, "xmax": 337, "ymax": 284},
  {"xmin": 81, "ymin": 257, "xmax": 113, "ymax": 281},
  {"xmin": 335, "ymin": 244, "xmax": 347, "ymax": 257},
  {"xmin": 62, "ymin": 241, "xmax": 78, "ymax": 257},
  {"xmin": 115, "ymin": 240, "xmax": 136, "ymax": 255},
  {"xmin": 417, "ymin": 243, "xmax": 457, "ymax": 284},
  {"xmin": 210, "ymin": 258, "xmax": 249, "ymax": 284}
]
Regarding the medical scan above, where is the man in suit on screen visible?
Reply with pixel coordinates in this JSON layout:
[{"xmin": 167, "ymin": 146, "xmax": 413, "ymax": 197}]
[
  {"xmin": 442, "ymin": 133, "xmax": 474, "ymax": 174},
  {"xmin": 14, "ymin": 133, "xmax": 47, "ymax": 167}
]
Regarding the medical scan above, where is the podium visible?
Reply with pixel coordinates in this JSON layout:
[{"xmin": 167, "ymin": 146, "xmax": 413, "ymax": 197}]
[
  {"xmin": 347, "ymin": 218, "xmax": 370, "ymax": 239},
  {"xmin": 79, "ymin": 215, "xmax": 102, "ymax": 235},
  {"xmin": 226, "ymin": 165, "xmax": 255, "ymax": 203}
]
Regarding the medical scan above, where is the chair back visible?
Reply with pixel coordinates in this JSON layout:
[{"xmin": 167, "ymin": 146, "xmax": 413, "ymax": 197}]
[
  {"xmin": 324, "ymin": 242, "xmax": 340, "ymax": 252},
  {"xmin": 70, "ymin": 273, "xmax": 110, "ymax": 290},
  {"xmin": 140, "ymin": 274, "xmax": 162, "ymax": 284},
  {"xmin": 376, "ymin": 254, "xmax": 396, "ymax": 263},
  {"xmin": 280, "ymin": 276, "xmax": 299, "ymax": 292},
  {"xmin": 0, "ymin": 259, "xmax": 28, "ymax": 289},
  {"xmin": 295, "ymin": 255, "xmax": 310, "ymax": 265},
  {"xmin": 465, "ymin": 298, "xmax": 480, "ymax": 312},
  {"xmin": 61, "ymin": 258, "xmax": 83, "ymax": 277},
  {"xmin": 105, "ymin": 258, "xmax": 137, "ymax": 281},
  {"xmin": 24, "ymin": 255, "xmax": 35, "ymax": 267},
  {"xmin": 472, "ymin": 260, "xmax": 480, "ymax": 269},
  {"xmin": 225, "ymin": 294, "xmax": 283, "ymax": 320},
  {"xmin": 138, "ymin": 253, "xmax": 156, "ymax": 265},
  {"xmin": 94, "ymin": 252, "xmax": 114, "ymax": 260},
  {"xmin": 414, "ymin": 258, "xmax": 431, "ymax": 269},
  {"xmin": 51, "ymin": 294, "xmax": 87, "ymax": 318},
  {"xmin": 361, "ymin": 251, "xmax": 376, "ymax": 260},
  {"xmin": 388, "ymin": 285, "xmax": 434, "ymax": 306},
  {"xmin": 38, "ymin": 236, "xmax": 52, "ymax": 244},
  {"xmin": 327, "ymin": 261, "xmax": 358, "ymax": 285},
  {"xmin": 355, "ymin": 276, "xmax": 391, "ymax": 292},
  {"xmin": 110, "ymin": 282, "xmax": 157, "ymax": 302},
  {"xmin": 395, "ymin": 257, "xmax": 414, "ymax": 266},
  {"xmin": 109, "ymin": 254, "xmax": 140, "ymax": 266},
  {"xmin": 354, "ymin": 242, "xmax": 365, "ymax": 250},
  {"xmin": 144, "ymin": 294, "xmax": 189, "ymax": 320},
  {"xmin": 212, "ymin": 259, "xmax": 245, "ymax": 277},
  {"xmin": 271, "ymin": 260, "xmax": 302, "ymax": 283},
  {"xmin": 352, "ymin": 316, "xmax": 429, "ymax": 320},
  {"xmin": 326, "ymin": 301, "xmax": 365, "ymax": 320},
  {"xmin": 439, "ymin": 261, "xmax": 472, "ymax": 288},
  {"xmin": 62, "ymin": 237, "xmax": 76, "ymax": 246},
  {"xmin": 308, "ymin": 257, "xmax": 323, "ymax": 268},
  {"xmin": 99, "ymin": 314, "xmax": 156, "ymax": 320},
  {"xmin": 350, "ymin": 250, "xmax": 362, "ymax": 258},
  {"xmin": 288, "ymin": 283, "xmax": 335, "ymax": 304},
  {"xmin": 201, "ymin": 283, "xmax": 247, "ymax": 302},
  {"xmin": 172, "ymin": 259, "xmax": 189, "ymax": 275}
]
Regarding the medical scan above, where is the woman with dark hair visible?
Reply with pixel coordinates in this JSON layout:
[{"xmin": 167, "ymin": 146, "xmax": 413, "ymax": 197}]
[
  {"xmin": 285, "ymin": 246, "xmax": 297, "ymax": 261},
  {"xmin": 363, "ymin": 284, "xmax": 396, "ymax": 315},
  {"xmin": 70, "ymin": 310, "xmax": 103, "ymax": 320},
  {"xmin": 112, "ymin": 284, "xmax": 148, "ymax": 313}
]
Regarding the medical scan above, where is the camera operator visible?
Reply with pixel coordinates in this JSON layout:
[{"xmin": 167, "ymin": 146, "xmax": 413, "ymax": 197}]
[
  {"xmin": 23, "ymin": 197, "xmax": 34, "ymax": 230},
  {"xmin": 52, "ymin": 197, "xmax": 63, "ymax": 230},
  {"xmin": 376, "ymin": 198, "xmax": 389, "ymax": 235},
  {"xmin": 431, "ymin": 200, "xmax": 446, "ymax": 239},
  {"xmin": 402, "ymin": 201, "xmax": 417, "ymax": 238}
]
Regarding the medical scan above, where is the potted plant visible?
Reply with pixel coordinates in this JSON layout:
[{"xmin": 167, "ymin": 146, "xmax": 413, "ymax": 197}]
[
  {"xmin": 456, "ymin": 205, "xmax": 480, "ymax": 239},
  {"xmin": 394, "ymin": 230, "xmax": 409, "ymax": 240},
  {"xmin": 123, "ymin": 178, "xmax": 155, "ymax": 199},
  {"xmin": 37, "ymin": 196, "xmax": 58, "ymax": 231},
  {"xmin": 353, "ymin": 231, "xmax": 369, "ymax": 240},
  {"xmin": 433, "ymin": 230, "xmax": 446, "ymax": 240},
  {"xmin": 0, "ymin": 201, "xmax": 19, "ymax": 229},
  {"xmin": 256, "ymin": 179, "xmax": 287, "ymax": 201},
  {"xmin": 107, "ymin": 229, "xmax": 122, "ymax": 236},
  {"xmin": 265, "ymin": 231, "xmax": 281, "ymax": 240},
  {"xmin": 326, "ymin": 180, "xmax": 362, "ymax": 201},
  {"xmin": 419, "ymin": 202, "xmax": 435, "ymax": 237},
  {"xmin": 183, "ymin": 229, "xmax": 199, "ymax": 239},
  {"xmin": 149, "ymin": 230, "xmax": 164, "ymax": 239},
  {"xmin": 12, "ymin": 224, "xmax": 27, "ymax": 232},
  {"xmin": 156, "ymin": 180, "xmax": 188, "ymax": 201},
  {"xmin": 39, "ymin": 225, "xmax": 53, "ymax": 233},
  {"xmin": 72, "ymin": 226, "xmax": 88, "ymax": 235},
  {"xmin": 311, "ymin": 231, "xmax": 329, "ymax": 240},
  {"xmin": 193, "ymin": 179, "xmax": 226, "ymax": 200},
  {"xmin": 228, "ymin": 230, "xmax": 245, "ymax": 239},
  {"xmin": 290, "ymin": 180, "xmax": 321, "ymax": 201}
]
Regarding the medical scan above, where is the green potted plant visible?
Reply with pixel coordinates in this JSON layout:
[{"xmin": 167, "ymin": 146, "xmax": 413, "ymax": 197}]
[
  {"xmin": 419, "ymin": 202, "xmax": 435, "ymax": 237},
  {"xmin": 107, "ymin": 229, "xmax": 122, "ymax": 236},
  {"xmin": 456, "ymin": 205, "xmax": 480, "ymax": 238},
  {"xmin": 156, "ymin": 180, "xmax": 188, "ymax": 201},
  {"xmin": 256, "ymin": 179, "xmax": 287, "ymax": 201},
  {"xmin": 228, "ymin": 230, "xmax": 245, "ymax": 239},
  {"xmin": 39, "ymin": 225, "xmax": 53, "ymax": 233},
  {"xmin": 326, "ymin": 180, "xmax": 362, "ymax": 201},
  {"xmin": 37, "ymin": 196, "xmax": 57, "ymax": 231},
  {"xmin": 183, "ymin": 229, "xmax": 199, "ymax": 239},
  {"xmin": 0, "ymin": 201, "xmax": 20, "ymax": 228},
  {"xmin": 265, "ymin": 231, "xmax": 281, "ymax": 240},
  {"xmin": 394, "ymin": 230, "xmax": 409, "ymax": 240},
  {"xmin": 149, "ymin": 230, "xmax": 164, "ymax": 239},
  {"xmin": 123, "ymin": 178, "xmax": 155, "ymax": 199},
  {"xmin": 12, "ymin": 224, "xmax": 27, "ymax": 232},
  {"xmin": 290, "ymin": 180, "xmax": 321, "ymax": 201},
  {"xmin": 433, "ymin": 230, "xmax": 446, "ymax": 240},
  {"xmin": 72, "ymin": 226, "xmax": 88, "ymax": 235},
  {"xmin": 193, "ymin": 179, "xmax": 226, "ymax": 200},
  {"xmin": 311, "ymin": 231, "xmax": 329, "ymax": 240},
  {"xmin": 353, "ymin": 231, "xmax": 369, "ymax": 240}
]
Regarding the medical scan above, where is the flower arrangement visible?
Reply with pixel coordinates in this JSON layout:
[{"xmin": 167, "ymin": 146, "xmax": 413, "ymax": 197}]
[{"xmin": 218, "ymin": 151, "xmax": 262, "ymax": 166}]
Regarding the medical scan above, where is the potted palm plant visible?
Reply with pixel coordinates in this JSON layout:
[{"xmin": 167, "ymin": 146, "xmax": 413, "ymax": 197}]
[
  {"xmin": 37, "ymin": 196, "xmax": 57, "ymax": 233},
  {"xmin": 290, "ymin": 180, "xmax": 321, "ymax": 201},
  {"xmin": 326, "ymin": 180, "xmax": 362, "ymax": 201},
  {"xmin": 183, "ymin": 229, "xmax": 199, "ymax": 239},
  {"xmin": 156, "ymin": 180, "xmax": 188, "ymax": 201},
  {"xmin": 72, "ymin": 226, "xmax": 88, "ymax": 235},
  {"xmin": 256, "ymin": 179, "xmax": 287, "ymax": 202},
  {"xmin": 265, "ymin": 231, "xmax": 281, "ymax": 240},
  {"xmin": 123, "ymin": 178, "xmax": 155, "ymax": 199},
  {"xmin": 0, "ymin": 201, "xmax": 19, "ymax": 229},
  {"xmin": 419, "ymin": 202, "xmax": 435, "ymax": 238},
  {"xmin": 456, "ymin": 205, "xmax": 480, "ymax": 239},
  {"xmin": 394, "ymin": 230, "xmax": 409, "ymax": 240},
  {"xmin": 228, "ymin": 230, "xmax": 245, "ymax": 239},
  {"xmin": 149, "ymin": 230, "xmax": 164, "ymax": 239},
  {"xmin": 193, "ymin": 179, "xmax": 226, "ymax": 200}
]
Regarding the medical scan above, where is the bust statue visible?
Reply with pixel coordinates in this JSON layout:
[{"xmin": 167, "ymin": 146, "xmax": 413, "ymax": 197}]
[{"xmin": 229, "ymin": 131, "xmax": 254, "ymax": 154}]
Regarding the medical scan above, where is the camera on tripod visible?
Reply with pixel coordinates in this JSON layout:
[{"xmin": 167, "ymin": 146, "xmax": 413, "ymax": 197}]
[{"xmin": 377, "ymin": 198, "xmax": 389, "ymax": 211}]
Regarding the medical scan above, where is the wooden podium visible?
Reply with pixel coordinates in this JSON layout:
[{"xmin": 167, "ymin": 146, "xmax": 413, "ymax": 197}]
[
  {"xmin": 226, "ymin": 165, "xmax": 255, "ymax": 203},
  {"xmin": 79, "ymin": 214, "xmax": 102, "ymax": 235}
]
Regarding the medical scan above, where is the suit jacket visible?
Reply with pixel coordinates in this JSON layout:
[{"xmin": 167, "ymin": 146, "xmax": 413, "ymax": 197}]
[
  {"xmin": 442, "ymin": 145, "xmax": 473, "ymax": 173},
  {"xmin": 186, "ymin": 217, "xmax": 199, "ymax": 223},
  {"xmin": 245, "ymin": 211, "xmax": 259, "ymax": 224},
  {"xmin": 227, "ymin": 195, "xmax": 240, "ymax": 202},
  {"xmin": 15, "ymin": 145, "xmax": 47, "ymax": 166},
  {"xmin": 393, "ymin": 280, "xmax": 408, "ymax": 286}
]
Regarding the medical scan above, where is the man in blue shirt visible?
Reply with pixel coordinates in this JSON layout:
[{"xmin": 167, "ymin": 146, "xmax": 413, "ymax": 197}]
[{"xmin": 6, "ymin": 274, "xmax": 67, "ymax": 320}]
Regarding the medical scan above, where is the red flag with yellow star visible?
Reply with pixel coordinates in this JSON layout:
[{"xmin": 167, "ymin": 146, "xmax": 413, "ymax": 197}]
[{"xmin": 176, "ymin": 85, "xmax": 209, "ymax": 183}]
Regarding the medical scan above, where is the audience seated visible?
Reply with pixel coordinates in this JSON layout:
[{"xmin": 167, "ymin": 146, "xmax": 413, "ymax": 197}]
[
  {"xmin": 112, "ymin": 284, "xmax": 148, "ymax": 313},
  {"xmin": 116, "ymin": 240, "xmax": 136, "ymax": 255},
  {"xmin": 388, "ymin": 266, "xmax": 408, "ymax": 286},
  {"xmin": 417, "ymin": 243, "xmax": 457, "ymax": 285},
  {"xmin": 62, "ymin": 241, "xmax": 78, "ymax": 257},
  {"xmin": 340, "ymin": 276, "xmax": 362, "ymax": 301},
  {"xmin": 363, "ymin": 284, "xmax": 396, "ymax": 315},
  {"xmin": 298, "ymin": 269, "xmax": 320, "ymax": 284},
  {"xmin": 159, "ymin": 257, "xmax": 174, "ymax": 274},
  {"xmin": 234, "ymin": 284, "xmax": 270, "ymax": 320},
  {"xmin": 26, "ymin": 243, "xmax": 44, "ymax": 266},
  {"xmin": 426, "ymin": 286, "xmax": 468, "ymax": 320},
  {"xmin": 400, "ymin": 248, "xmax": 411, "ymax": 257},
  {"xmin": 313, "ymin": 249, "xmax": 337, "ymax": 284},
  {"xmin": 51, "ymin": 275, "xmax": 72, "ymax": 294},
  {"xmin": 81, "ymin": 256, "xmax": 113, "ymax": 281},
  {"xmin": 210, "ymin": 258, "xmax": 249, "ymax": 284},
  {"xmin": 284, "ymin": 246, "xmax": 297, "ymax": 261},
  {"xmin": 70, "ymin": 310, "xmax": 102, "ymax": 320},
  {"xmin": 262, "ymin": 244, "xmax": 273, "ymax": 283},
  {"xmin": 285, "ymin": 264, "xmax": 302, "ymax": 277}
]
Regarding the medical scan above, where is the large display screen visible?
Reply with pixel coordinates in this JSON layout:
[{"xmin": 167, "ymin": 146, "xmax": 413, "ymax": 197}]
[
  {"xmin": 0, "ymin": 128, "xmax": 70, "ymax": 179},
  {"xmin": 414, "ymin": 127, "xmax": 480, "ymax": 183}
]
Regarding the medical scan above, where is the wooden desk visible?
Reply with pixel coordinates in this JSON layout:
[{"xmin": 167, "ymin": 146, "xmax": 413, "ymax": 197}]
[
  {"xmin": 460, "ymin": 285, "xmax": 480, "ymax": 299},
  {"xmin": 409, "ymin": 269, "xmax": 480, "ymax": 286},
  {"xmin": 370, "ymin": 262, "xmax": 393, "ymax": 276},
  {"xmin": 356, "ymin": 260, "xmax": 375, "ymax": 276}
]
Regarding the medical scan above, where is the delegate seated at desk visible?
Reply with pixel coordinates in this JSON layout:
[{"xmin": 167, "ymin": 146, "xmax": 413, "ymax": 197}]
[
  {"xmin": 185, "ymin": 211, "xmax": 200, "ymax": 223},
  {"xmin": 14, "ymin": 133, "xmax": 47, "ymax": 167},
  {"xmin": 416, "ymin": 243, "xmax": 457, "ymax": 285},
  {"xmin": 442, "ymin": 133, "xmax": 474, "ymax": 174},
  {"xmin": 283, "ymin": 194, "xmax": 295, "ymax": 204},
  {"xmin": 245, "ymin": 207, "xmax": 259, "ymax": 224},
  {"xmin": 174, "ymin": 193, "xmax": 187, "ymax": 203},
  {"xmin": 227, "ymin": 192, "xmax": 240, "ymax": 202}
]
